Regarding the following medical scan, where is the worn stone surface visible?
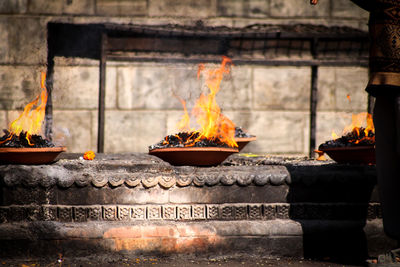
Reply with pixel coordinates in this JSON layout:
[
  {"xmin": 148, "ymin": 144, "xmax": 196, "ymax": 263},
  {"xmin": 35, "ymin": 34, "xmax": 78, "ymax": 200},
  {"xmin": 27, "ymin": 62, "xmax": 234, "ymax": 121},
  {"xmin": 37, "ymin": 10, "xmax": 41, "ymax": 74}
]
[
  {"xmin": 0, "ymin": 66, "xmax": 43, "ymax": 110},
  {"xmin": 148, "ymin": 0, "xmax": 217, "ymax": 18},
  {"xmin": 63, "ymin": 0, "xmax": 95, "ymax": 15},
  {"xmin": 217, "ymin": 0, "xmax": 270, "ymax": 18},
  {"xmin": 96, "ymin": 0, "xmax": 146, "ymax": 16},
  {"xmin": 0, "ymin": 17, "xmax": 47, "ymax": 64},
  {"xmin": 0, "ymin": 0, "xmax": 27, "ymax": 13},
  {"xmin": 270, "ymin": 0, "xmax": 329, "ymax": 18},
  {"xmin": 53, "ymin": 110, "xmax": 96, "ymax": 152},
  {"xmin": 331, "ymin": 0, "xmax": 369, "ymax": 19},
  {"xmin": 104, "ymin": 110, "xmax": 167, "ymax": 153},
  {"xmin": 27, "ymin": 0, "xmax": 63, "ymax": 14},
  {"xmin": 53, "ymin": 66, "xmax": 116, "ymax": 110},
  {"xmin": 253, "ymin": 67, "xmax": 311, "ymax": 111}
]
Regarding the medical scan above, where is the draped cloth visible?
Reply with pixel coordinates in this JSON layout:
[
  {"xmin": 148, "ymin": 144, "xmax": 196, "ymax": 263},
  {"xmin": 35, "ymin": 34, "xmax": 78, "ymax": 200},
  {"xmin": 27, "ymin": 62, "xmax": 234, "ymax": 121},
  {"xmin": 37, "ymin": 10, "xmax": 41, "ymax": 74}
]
[{"xmin": 352, "ymin": 0, "xmax": 400, "ymax": 96}]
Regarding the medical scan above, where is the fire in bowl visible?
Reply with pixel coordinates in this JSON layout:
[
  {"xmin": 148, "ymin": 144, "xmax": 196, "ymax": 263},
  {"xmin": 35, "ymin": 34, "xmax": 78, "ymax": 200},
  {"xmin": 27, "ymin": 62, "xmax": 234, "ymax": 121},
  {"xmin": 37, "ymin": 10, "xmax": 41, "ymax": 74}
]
[
  {"xmin": 0, "ymin": 146, "xmax": 67, "ymax": 165},
  {"xmin": 319, "ymin": 146, "xmax": 375, "ymax": 164}
]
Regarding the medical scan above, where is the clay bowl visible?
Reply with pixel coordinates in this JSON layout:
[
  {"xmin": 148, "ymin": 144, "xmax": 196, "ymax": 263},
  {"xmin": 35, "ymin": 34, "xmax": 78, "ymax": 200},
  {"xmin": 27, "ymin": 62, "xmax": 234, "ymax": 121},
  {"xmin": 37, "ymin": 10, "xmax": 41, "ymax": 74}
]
[
  {"xmin": 0, "ymin": 146, "xmax": 67, "ymax": 164},
  {"xmin": 319, "ymin": 146, "xmax": 375, "ymax": 164},
  {"xmin": 235, "ymin": 136, "xmax": 257, "ymax": 151},
  {"xmin": 149, "ymin": 147, "xmax": 239, "ymax": 166}
]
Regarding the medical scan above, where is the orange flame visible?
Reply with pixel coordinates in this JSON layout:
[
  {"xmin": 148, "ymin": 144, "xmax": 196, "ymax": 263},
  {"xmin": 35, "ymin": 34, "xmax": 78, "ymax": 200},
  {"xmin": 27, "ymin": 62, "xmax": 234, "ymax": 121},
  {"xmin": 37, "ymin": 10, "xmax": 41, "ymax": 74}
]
[
  {"xmin": 176, "ymin": 56, "xmax": 237, "ymax": 147},
  {"xmin": 342, "ymin": 112, "xmax": 375, "ymax": 144},
  {"xmin": 1, "ymin": 72, "xmax": 48, "ymax": 146}
]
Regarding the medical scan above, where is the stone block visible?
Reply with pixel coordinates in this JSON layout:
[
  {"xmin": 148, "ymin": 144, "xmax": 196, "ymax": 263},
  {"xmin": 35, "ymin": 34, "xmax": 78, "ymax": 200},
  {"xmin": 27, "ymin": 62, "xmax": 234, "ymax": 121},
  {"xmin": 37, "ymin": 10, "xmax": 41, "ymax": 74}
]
[
  {"xmin": 217, "ymin": 65, "xmax": 252, "ymax": 110},
  {"xmin": 117, "ymin": 64, "xmax": 200, "ymax": 110},
  {"xmin": 53, "ymin": 110, "xmax": 95, "ymax": 152},
  {"xmin": 63, "ymin": 0, "xmax": 95, "ymax": 15},
  {"xmin": 53, "ymin": 66, "xmax": 116, "ymax": 109},
  {"xmin": 28, "ymin": 0, "xmax": 63, "ymax": 14},
  {"xmin": 96, "ymin": 0, "xmax": 146, "ymax": 16},
  {"xmin": 1, "ymin": 17, "xmax": 47, "ymax": 64},
  {"xmin": 0, "ymin": 111, "xmax": 6, "ymax": 130},
  {"xmin": 0, "ymin": 66, "xmax": 43, "ymax": 110},
  {"xmin": 332, "ymin": 0, "xmax": 369, "ymax": 19},
  {"xmin": 225, "ymin": 111, "xmax": 309, "ymax": 154},
  {"xmin": 0, "ymin": 0, "xmax": 27, "ymax": 13},
  {"xmin": 104, "ymin": 110, "xmax": 166, "ymax": 153},
  {"xmin": 335, "ymin": 67, "xmax": 368, "ymax": 112},
  {"xmin": 270, "ymin": 0, "xmax": 329, "ymax": 17},
  {"xmin": 253, "ymin": 67, "xmax": 311, "ymax": 111},
  {"xmin": 148, "ymin": 0, "xmax": 217, "ymax": 18},
  {"xmin": 317, "ymin": 67, "xmax": 336, "ymax": 111},
  {"xmin": 217, "ymin": 0, "xmax": 269, "ymax": 18}
]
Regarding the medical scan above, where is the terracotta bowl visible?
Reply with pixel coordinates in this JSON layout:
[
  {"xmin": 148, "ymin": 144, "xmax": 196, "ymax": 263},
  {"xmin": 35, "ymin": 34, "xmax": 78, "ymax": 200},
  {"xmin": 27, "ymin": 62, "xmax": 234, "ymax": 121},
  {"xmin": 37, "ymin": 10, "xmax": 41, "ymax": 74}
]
[
  {"xmin": 0, "ymin": 146, "xmax": 67, "ymax": 165},
  {"xmin": 235, "ymin": 136, "xmax": 257, "ymax": 151},
  {"xmin": 320, "ymin": 146, "xmax": 375, "ymax": 164},
  {"xmin": 149, "ymin": 147, "xmax": 239, "ymax": 166}
]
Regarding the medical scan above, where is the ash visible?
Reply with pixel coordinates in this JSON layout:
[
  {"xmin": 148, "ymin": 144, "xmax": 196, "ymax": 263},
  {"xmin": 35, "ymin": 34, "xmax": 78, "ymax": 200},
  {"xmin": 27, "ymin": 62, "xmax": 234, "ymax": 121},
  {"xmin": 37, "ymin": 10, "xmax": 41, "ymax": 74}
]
[
  {"xmin": 0, "ymin": 130, "xmax": 55, "ymax": 148},
  {"xmin": 319, "ymin": 127, "xmax": 375, "ymax": 149},
  {"xmin": 235, "ymin": 127, "xmax": 255, "ymax": 138},
  {"xmin": 149, "ymin": 131, "xmax": 231, "ymax": 150}
]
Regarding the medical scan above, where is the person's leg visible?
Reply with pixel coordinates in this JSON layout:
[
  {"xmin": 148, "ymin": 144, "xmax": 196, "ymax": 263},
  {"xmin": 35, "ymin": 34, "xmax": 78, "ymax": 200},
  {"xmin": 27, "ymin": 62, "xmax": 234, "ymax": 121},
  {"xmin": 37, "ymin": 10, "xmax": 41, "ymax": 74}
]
[{"xmin": 373, "ymin": 95, "xmax": 400, "ymax": 243}]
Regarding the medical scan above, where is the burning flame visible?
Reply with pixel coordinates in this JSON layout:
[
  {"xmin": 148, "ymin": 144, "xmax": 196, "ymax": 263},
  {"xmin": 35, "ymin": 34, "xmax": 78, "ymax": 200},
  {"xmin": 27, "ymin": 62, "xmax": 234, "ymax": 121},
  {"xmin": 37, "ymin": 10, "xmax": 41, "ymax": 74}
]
[
  {"xmin": 174, "ymin": 56, "xmax": 237, "ymax": 147},
  {"xmin": 332, "ymin": 112, "xmax": 375, "ymax": 144},
  {"xmin": 0, "ymin": 72, "xmax": 48, "ymax": 146}
]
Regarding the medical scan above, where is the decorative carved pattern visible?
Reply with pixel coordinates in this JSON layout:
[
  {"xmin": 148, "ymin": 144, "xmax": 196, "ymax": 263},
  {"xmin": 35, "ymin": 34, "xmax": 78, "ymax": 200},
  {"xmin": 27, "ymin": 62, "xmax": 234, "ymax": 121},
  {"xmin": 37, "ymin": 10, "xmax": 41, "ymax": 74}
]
[
  {"xmin": 109, "ymin": 175, "xmax": 125, "ymax": 187},
  {"xmin": 125, "ymin": 174, "xmax": 141, "ymax": 187},
  {"xmin": 74, "ymin": 207, "xmax": 87, "ymax": 222},
  {"xmin": 163, "ymin": 205, "xmax": 176, "ymax": 220},
  {"xmin": 220, "ymin": 174, "xmax": 236, "ymax": 185},
  {"xmin": 131, "ymin": 206, "xmax": 146, "ymax": 220},
  {"xmin": 192, "ymin": 205, "xmax": 206, "ymax": 220},
  {"xmin": 0, "ymin": 203, "xmax": 383, "ymax": 222},
  {"xmin": 118, "ymin": 206, "xmax": 131, "ymax": 221},
  {"xmin": 43, "ymin": 206, "xmax": 57, "ymax": 221},
  {"xmin": 148, "ymin": 205, "xmax": 162, "ymax": 219},
  {"xmin": 193, "ymin": 175, "xmax": 207, "ymax": 187},
  {"xmin": 176, "ymin": 175, "xmax": 193, "ymax": 187},
  {"xmin": 142, "ymin": 176, "xmax": 160, "ymax": 188},
  {"xmin": 236, "ymin": 174, "xmax": 253, "ymax": 186},
  {"xmin": 234, "ymin": 205, "xmax": 247, "ymax": 220},
  {"xmin": 205, "ymin": 175, "xmax": 220, "ymax": 186},
  {"xmin": 254, "ymin": 173, "xmax": 270, "ymax": 186},
  {"xmin": 177, "ymin": 205, "xmax": 191, "ymax": 220},
  {"xmin": 91, "ymin": 175, "xmax": 108, "ymax": 187},
  {"xmin": 159, "ymin": 176, "xmax": 176, "ymax": 189},
  {"xmin": 207, "ymin": 205, "xmax": 219, "ymax": 219},
  {"xmin": 58, "ymin": 207, "xmax": 73, "ymax": 222},
  {"xmin": 75, "ymin": 173, "xmax": 91, "ymax": 187},
  {"xmin": 249, "ymin": 205, "xmax": 262, "ymax": 220},
  {"xmin": 103, "ymin": 206, "xmax": 117, "ymax": 221},
  {"xmin": 221, "ymin": 206, "xmax": 234, "ymax": 220},
  {"xmin": 87, "ymin": 206, "xmax": 101, "ymax": 220},
  {"xmin": 264, "ymin": 204, "xmax": 276, "ymax": 220}
]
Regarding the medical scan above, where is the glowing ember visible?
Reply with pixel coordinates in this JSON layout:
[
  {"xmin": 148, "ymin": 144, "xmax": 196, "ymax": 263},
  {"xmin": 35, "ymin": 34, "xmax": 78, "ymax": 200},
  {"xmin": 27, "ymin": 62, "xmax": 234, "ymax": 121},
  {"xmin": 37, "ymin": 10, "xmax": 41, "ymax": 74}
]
[
  {"xmin": 0, "ymin": 72, "xmax": 54, "ymax": 148},
  {"xmin": 320, "ymin": 112, "xmax": 375, "ymax": 149},
  {"xmin": 150, "ymin": 56, "xmax": 238, "ymax": 150}
]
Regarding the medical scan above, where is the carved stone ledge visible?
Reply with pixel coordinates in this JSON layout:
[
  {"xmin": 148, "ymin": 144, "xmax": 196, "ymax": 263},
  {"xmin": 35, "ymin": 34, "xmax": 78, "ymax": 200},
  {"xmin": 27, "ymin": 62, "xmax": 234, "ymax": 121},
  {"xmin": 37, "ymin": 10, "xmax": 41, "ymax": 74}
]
[{"xmin": 0, "ymin": 203, "xmax": 382, "ymax": 223}]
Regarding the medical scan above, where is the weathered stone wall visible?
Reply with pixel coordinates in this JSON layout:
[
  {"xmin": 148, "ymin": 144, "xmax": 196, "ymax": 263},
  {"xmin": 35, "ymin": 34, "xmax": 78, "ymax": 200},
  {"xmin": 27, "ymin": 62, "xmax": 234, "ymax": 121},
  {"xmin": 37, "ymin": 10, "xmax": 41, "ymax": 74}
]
[{"xmin": 0, "ymin": 0, "xmax": 369, "ymax": 154}]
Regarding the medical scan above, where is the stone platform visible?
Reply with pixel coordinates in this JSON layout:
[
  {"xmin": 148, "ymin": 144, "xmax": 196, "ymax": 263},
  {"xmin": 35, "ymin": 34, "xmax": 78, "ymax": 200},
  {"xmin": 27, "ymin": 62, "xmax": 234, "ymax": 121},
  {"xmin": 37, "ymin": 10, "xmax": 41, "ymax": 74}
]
[{"xmin": 0, "ymin": 153, "xmax": 394, "ymax": 263}]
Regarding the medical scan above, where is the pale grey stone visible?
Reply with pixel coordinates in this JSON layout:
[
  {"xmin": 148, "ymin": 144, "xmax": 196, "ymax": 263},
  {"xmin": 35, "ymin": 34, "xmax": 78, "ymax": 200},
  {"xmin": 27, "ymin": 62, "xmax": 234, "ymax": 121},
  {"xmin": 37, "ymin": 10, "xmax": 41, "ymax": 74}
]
[
  {"xmin": 270, "ymin": 0, "xmax": 329, "ymax": 17},
  {"xmin": 217, "ymin": 0, "xmax": 269, "ymax": 18},
  {"xmin": 0, "ymin": 111, "xmax": 7, "ymax": 130},
  {"xmin": 225, "ymin": 111, "xmax": 309, "ymax": 154},
  {"xmin": 0, "ymin": 66, "xmax": 43, "ymax": 110},
  {"xmin": 104, "ymin": 110, "xmax": 167, "ymax": 153},
  {"xmin": 63, "ymin": 0, "xmax": 95, "ymax": 15},
  {"xmin": 53, "ymin": 66, "xmax": 116, "ymax": 109},
  {"xmin": 53, "ymin": 110, "xmax": 95, "ymax": 153},
  {"xmin": 317, "ymin": 67, "xmax": 336, "ymax": 111},
  {"xmin": 335, "ymin": 67, "xmax": 368, "ymax": 112},
  {"xmin": 117, "ymin": 65, "xmax": 201, "ymax": 110},
  {"xmin": 253, "ymin": 67, "xmax": 311, "ymax": 111},
  {"xmin": 28, "ymin": 0, "xmax": 63, "ymax": 14},
  {"xmin": 148, "ymin": 0, "xmax": 217, "ymax": 18},
  {"xmin": 0, "ymin": 0, "xmax": 27, "ymax": 13},
  {"xmin": 332, "ymin": 0, "xmax": 369, "ymax": 19},
  {"xmin": 96, "ymin": 0, "xmax": 146, "ymax": 16}
]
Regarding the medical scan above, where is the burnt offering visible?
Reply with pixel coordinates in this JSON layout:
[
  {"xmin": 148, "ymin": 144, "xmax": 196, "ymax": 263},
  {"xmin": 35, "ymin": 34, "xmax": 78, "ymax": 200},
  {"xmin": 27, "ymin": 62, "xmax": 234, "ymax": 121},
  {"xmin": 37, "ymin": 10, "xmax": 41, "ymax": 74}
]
[
  {"xmin": 235, "ymin": 127, "xmax": 255, "ymax": 138},
  {"xmin": 0, "ymin": 130, "xmax": 54, "ymax": 148},
  {"xmin": 149, "ymin": 131, "xmax": 232, "ymax": 150},
  {"xmin": 319, "ymin": 126, "xmax": 375, "ymax": 150}
]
